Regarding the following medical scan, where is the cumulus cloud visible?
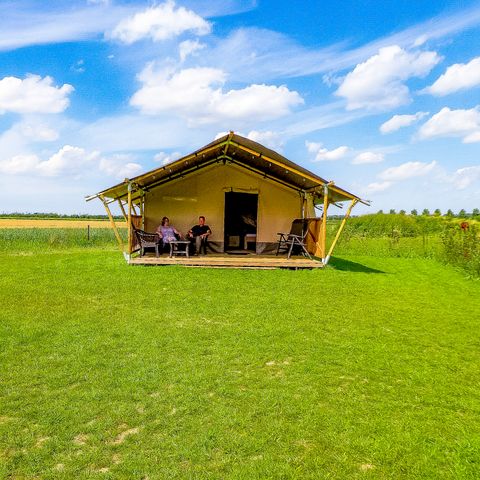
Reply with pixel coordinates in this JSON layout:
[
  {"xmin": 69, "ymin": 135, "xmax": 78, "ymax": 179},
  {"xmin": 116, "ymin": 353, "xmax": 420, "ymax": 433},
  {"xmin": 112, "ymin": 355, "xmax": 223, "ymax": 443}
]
[
  {"xmin": 352, "ymin": 151, "xmax": 384, "ymax": 164},
  {"xmin": 0, "ymin": 145, "xmax": 142, "ymax": 178},
  {"xmin": 20, "ymin": 123, "xmax": 59, "ymax": 142},
  {"xmin": 306, "ymin": 141, "xmax": 350, "ymax": 161},
  {"xmin": 335, "ymin": 45, "xmax": 440, "ymax": 110},
  {"xmin": 418, "ymin": 106, "xmax": 480, "ymax": 143},
  {"xmin": 0, "ymin": 75, "xmax": 73, "ymax": 114},
  {"xmin": 246, "ymin": 130, "xmax": 284, "ymax": 151},
  {"xmin": 380, "ymin": 111, "xmax": 429, "ymax": 133},
  {"xmin": 99, "ymin": 154, "xmax": 143, "ymax": 178},
  {"xmin": 366, "ymin": 181, "xmax": 393, "ymax": 193},
  {"xmin": 154, "ymin": 151, "xmax": 182, "ymax": 165},
  {"xmin": 378, "ymin": 161, "xmax": 437, "ymax": 182},
  {"xmin": 111, "ymin": 1, "xmax": 211, "ymax": 44},
  {"xmin": 422, "ymin": 57, "xmax": 480, "ymax": 96},
  {"xmin": 450, "ymin": 166, "xmax": 480, "ymax": 189},
  {"xmin": 179, "ymin": 39, "xmax": 205, "ymax": 62},
  {"xmin": 130, "ymin": 64, "xmax": 303, "ymax": 124}
]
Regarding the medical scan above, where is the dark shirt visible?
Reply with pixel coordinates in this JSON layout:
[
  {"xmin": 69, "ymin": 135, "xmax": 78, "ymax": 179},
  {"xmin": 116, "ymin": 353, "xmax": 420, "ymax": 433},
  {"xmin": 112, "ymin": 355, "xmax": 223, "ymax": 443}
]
[{"xmin": 191, "ymin": 224, "xmax": 211, "ymax": 236}]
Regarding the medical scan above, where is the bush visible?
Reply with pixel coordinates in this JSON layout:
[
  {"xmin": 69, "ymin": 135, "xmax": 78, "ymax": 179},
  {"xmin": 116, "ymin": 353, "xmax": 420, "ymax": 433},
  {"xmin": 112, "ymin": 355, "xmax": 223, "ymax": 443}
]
[{"xmin": 441, "ymin": 223, "xmax": 480, "ymax": 277}]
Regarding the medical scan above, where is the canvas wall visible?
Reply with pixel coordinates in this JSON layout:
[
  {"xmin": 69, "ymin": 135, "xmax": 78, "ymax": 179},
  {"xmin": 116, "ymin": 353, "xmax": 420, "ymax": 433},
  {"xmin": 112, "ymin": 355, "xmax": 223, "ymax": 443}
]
[{"xmin": 144, "ymin": 163, "xmax": 306, "ymax": 250}]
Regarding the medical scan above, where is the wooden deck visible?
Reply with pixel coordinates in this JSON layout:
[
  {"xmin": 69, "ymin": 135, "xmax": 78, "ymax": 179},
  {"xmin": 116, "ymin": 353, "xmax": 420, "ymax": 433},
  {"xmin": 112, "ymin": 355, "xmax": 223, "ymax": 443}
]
[{"xmin": 129, "ymin": 253, "xmax": 323, "ymax": 269}]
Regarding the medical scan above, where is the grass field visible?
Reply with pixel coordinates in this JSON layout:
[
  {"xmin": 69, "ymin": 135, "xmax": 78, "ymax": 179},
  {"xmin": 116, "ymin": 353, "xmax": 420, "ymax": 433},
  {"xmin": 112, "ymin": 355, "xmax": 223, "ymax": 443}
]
[{"xmin": 1, "ymin": 234, "xmax": 479, "ymax": 478}]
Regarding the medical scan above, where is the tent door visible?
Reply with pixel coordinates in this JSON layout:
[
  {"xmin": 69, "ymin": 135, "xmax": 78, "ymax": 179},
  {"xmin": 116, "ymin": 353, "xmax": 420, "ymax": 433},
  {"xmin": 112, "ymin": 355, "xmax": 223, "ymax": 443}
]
[{"xmin": 224, "ymin": 192, "xmax": 258, "ymax": 252}]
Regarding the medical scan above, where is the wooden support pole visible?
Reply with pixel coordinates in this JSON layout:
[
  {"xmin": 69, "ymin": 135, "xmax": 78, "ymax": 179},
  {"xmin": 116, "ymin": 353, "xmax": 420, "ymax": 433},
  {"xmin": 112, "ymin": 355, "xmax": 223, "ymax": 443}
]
[
  {"xmin": 100, "ymin": 195, "xmax": 124, "ymax": 251},
  {"xmin": 117, "ymin": 199, "xmax": 127, "ymax": 221},
  {"xmin": 320, "ymin": 184, "xmax": 329, "ymax": 261},
  {"xmin": 127, "ymin": 182, "xmax": 133, "ymax": 255},
  {"xmin": 139, "ymin": 193, "xmax": 145, "ymax": 229},
  {"xmin": 324, "ymin": 198, "xmax": 358, "ymax": 265}
]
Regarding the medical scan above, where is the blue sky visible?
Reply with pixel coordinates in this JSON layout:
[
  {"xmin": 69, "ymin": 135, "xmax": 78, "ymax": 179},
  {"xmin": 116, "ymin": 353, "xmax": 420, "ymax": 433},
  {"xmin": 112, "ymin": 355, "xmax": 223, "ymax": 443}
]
[{"xmin": 1, "ymin": 0, "xmax": 480, "ymax": 215}]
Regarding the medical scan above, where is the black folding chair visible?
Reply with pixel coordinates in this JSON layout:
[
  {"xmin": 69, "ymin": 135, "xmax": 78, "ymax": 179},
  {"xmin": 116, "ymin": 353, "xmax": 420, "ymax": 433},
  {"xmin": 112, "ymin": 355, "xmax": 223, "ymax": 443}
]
[{"xmin": 276, "ymin": 219, "xmax": 312, "ymax": 259}]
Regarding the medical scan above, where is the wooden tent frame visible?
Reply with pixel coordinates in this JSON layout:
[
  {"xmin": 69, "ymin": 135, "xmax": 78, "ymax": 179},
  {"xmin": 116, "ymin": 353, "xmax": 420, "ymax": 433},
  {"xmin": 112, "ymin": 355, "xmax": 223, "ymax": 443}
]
[{"xmin": 87, "ymin": 133, "xmax": 368, "ymax": 265}]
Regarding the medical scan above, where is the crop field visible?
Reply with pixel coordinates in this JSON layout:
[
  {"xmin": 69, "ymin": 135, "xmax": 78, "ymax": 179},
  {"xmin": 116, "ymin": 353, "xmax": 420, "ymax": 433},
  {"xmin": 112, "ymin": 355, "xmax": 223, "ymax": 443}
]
[
  {"xmin": 0, "ymin": 219, "xmax": 479, "ymax": 479},
  {"xmin": 0, "ymin": 218, "xmax": 126, "ymax": 229}
]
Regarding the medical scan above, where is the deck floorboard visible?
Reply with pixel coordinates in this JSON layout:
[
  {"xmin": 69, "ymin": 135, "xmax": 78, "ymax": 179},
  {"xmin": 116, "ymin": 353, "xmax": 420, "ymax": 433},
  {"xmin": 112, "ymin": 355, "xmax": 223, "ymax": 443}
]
[{"xmin": 128, "ymin": 253, "xmax": 323, "ymax": 269}]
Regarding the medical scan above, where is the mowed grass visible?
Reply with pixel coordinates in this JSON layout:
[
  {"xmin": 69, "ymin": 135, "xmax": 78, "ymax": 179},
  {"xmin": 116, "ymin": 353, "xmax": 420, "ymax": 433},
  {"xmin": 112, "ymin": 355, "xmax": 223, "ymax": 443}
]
[{"xmin": 0, "ymin": 248, "xmax": 479, "ymax": 479}]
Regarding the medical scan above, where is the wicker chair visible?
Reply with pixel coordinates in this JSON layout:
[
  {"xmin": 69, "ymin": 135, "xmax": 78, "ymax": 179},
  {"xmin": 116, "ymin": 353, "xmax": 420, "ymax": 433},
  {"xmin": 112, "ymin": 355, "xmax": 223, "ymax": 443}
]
[{"xmin": 134, "ymin": 228, "xmax": 162, "ymax": 257}]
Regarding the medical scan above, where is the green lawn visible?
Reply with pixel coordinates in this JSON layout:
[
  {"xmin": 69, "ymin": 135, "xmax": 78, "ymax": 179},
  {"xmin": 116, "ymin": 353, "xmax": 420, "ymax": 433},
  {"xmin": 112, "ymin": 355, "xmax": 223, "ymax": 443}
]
[{"xmin": 0, "ymin": 248, "xmax": 479, "ymax": 479}]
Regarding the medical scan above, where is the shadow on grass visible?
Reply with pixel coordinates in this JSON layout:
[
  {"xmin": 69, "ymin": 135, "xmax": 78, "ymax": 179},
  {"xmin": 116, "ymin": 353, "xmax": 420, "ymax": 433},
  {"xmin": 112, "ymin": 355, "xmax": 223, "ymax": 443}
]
[{"xmin": 328, "ymin": 256, "xmax": 386, "ymax": 274}]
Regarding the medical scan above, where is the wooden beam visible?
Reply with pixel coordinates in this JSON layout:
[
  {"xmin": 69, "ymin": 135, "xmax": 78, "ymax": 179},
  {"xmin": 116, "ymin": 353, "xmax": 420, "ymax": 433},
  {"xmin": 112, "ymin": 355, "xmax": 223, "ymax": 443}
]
[
  {"xmin": 321, "ymin": 184, "xmax": 329, "ymax": 261},
  {"xmin": 100, "ymin": 195, "xmax": 124, "ymax": 251},
  {"xmin": 117, "ymin": 199, "xmax": 127, "ymax": 221},
  {"xmin": 127, "ymin": 182, "xmax": 132, "ymax": 255},
  {"xmin": 324, "ymin": 198, "xmax": 358, "ymax": 265}
]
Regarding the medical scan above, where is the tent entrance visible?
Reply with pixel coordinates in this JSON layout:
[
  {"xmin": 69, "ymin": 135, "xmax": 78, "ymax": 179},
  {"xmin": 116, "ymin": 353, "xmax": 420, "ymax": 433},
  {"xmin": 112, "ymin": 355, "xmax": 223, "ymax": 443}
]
[{"xmin": 224, "ymin": 192, "xmax": 258, "ymax": 252}]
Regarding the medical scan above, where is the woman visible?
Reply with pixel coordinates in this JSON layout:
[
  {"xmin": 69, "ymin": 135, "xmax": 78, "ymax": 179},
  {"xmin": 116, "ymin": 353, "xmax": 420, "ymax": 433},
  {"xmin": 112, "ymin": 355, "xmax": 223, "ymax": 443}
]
[{"xmin": 156, "ymin": 217, "xmax": 182, "ymax": 247}]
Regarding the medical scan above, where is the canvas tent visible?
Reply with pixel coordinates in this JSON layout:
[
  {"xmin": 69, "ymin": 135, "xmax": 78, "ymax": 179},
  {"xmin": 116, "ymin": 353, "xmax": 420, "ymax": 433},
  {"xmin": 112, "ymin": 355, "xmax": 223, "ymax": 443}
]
[{"xmin": 87, "ymin": 132, "xmax": 367, "ymax": 265}]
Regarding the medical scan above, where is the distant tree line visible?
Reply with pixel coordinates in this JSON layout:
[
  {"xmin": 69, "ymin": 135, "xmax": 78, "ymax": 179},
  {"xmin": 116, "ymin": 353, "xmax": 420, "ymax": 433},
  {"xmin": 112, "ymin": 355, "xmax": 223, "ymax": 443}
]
[
  {"xmin": 373, "ymin": 209, "xmax": 479, "ymax": 218},
  {"xmin": 0, "ymin": 212, "xmax": 124, "ymax": 220}
]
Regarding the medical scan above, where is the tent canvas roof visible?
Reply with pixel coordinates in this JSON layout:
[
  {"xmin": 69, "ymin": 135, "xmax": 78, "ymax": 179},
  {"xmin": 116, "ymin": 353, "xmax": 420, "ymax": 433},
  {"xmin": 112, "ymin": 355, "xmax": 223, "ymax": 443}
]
[{"xmin": 87, "ymin": 132, "xmax": 366, "ymax": 205}]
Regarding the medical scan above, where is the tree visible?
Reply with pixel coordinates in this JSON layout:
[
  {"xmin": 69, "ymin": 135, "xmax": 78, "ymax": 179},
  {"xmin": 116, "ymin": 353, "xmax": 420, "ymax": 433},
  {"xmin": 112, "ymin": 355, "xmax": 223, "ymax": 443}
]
[
  {"xmin": 422, "ymin": 209, "xmax": 430, "ymax": 216},
  {"xmin": 399, "ymin": 209, "xmax": 406, "ymax": 215},
  {"xmin": 433, "ymin": 208, "xmax": 441, "ymax": 217},
  {"xmin": 389, "ymin": 209, "xmax": 396, "ymax": 214},
  {"xmin": 377, "ymin": 209, "xmax": 384, "ymax": 214},
  {"xmin": 472, "ymin": 208, "xmax": 480, "ymax": 217},
  {"xmin": 458, "ymin": 209, "xmax": 467, "ymax": 218},
  {"xmin": 411, "ymin": 209, "xmax": 418, "ymax": 216},
  {"xmin": 446, "ymin": 209, "xmax": 454, "ymax": 217}
]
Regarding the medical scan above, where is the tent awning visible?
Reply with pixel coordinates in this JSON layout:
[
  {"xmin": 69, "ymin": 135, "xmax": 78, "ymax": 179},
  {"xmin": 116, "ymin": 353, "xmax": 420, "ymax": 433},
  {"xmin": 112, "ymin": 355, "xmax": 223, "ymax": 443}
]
[{"xmin": 87, "ymin": 133, "xmax": 368, "ymax": 205}]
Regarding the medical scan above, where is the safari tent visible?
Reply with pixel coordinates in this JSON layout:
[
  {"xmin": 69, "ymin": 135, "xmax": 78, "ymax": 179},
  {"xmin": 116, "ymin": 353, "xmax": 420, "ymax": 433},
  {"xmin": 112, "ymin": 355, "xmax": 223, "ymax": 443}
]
[{"xmin": 87, "ymin": 132, "xmax": 367, "ymax": 268}]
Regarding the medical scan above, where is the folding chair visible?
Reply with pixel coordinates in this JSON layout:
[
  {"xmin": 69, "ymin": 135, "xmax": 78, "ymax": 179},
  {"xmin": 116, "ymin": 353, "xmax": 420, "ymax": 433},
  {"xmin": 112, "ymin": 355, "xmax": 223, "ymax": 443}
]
[{"xmin": 276, "ymin": 219, "xmax": 312, "ymax": 259}]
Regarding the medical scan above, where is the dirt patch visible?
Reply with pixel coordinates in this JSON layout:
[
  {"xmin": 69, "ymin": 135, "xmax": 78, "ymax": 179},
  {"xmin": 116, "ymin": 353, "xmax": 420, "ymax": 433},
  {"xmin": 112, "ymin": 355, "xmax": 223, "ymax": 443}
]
[
  {"xmin": 360, "ymin": 463, "xmax": 375, "ymax": 471},
  {"xmin": 112, "ymin": 427, "xmax": 140, "ymax": 445},
  {"xmin": 73, "ymin": 434, "xmax": 89, "ymax": 446},
  {"xmin": 35, "ymin": 436, "xmax": 50, "ymax": 448}
]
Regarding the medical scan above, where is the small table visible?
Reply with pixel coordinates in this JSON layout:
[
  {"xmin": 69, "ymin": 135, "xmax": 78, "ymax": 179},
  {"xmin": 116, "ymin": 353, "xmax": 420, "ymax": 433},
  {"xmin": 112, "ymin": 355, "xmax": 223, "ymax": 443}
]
[{"xmin": 169, "ymin": 240, "xmax": 190, "ymax": 258}]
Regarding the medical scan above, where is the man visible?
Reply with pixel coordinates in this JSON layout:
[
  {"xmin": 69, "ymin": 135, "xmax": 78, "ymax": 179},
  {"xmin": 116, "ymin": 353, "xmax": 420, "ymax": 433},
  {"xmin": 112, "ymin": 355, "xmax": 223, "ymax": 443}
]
[{"xmin": 187, "ymin": 216, "xmax": 211, "ymax": 255}]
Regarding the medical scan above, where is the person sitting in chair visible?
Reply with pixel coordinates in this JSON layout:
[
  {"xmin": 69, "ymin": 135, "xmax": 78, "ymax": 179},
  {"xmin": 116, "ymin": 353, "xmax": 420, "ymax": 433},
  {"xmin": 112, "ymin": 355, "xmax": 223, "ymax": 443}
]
[
  {"xmin": 156, "ymin": 217, "xmax": 181, "ymax": 250},
  {"xmin": 187, "ymin": 216, "xmax": 211, "ymax": 255}
]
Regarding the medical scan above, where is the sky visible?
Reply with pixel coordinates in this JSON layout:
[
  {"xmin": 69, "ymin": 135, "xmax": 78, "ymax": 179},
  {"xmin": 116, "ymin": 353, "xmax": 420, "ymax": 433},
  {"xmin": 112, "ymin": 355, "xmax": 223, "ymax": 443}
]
[{"xmin": 0, "ymin": 0, "xmax": 480, "ymax": 215}]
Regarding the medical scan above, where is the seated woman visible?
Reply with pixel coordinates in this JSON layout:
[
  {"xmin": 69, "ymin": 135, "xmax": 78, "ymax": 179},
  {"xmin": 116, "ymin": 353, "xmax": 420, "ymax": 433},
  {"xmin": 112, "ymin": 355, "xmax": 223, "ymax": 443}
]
[{"xmin": 156, "ymin": 217, "xmax": 182, "ymax": 250}]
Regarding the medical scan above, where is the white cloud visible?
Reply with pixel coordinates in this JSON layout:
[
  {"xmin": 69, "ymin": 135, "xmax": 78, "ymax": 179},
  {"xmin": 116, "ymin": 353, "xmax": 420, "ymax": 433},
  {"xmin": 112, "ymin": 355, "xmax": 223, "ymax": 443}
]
[
  {"xmin": 378, "ymin": 161, "xmax": 437, "ymax": 182},
  {"xmin": 0, "ymin": 154, "xmax": 40, "ymax": 175},
  {"xmin": 335, "ymin": 45, "xmax": 440, "ymax": 110},
  {"xmin": 179, "ymin": 39, "xmax": 205, "ymax": 62},
  {"xmin": 99, "ymin": 154, "xmax": 142, "ymax": 178},
  {"xmin": 380, "ymin": 111, "xmax": 429, "ymax": 133},
  {"xmin": 418, "ymin": 106, "xmax": 480, "ymax": 143},
  {"xmin": 0, "ymin": 75, "xmax": 73, "ymax": 114},
  {"xmin": 422, "ymin": 57, "xmax": 480, "ymax": 96},
  {"xmin": 305, "ymin": 141, "xmax": 350, "ymax": 161},
  {"xmin": 20, "ymin": 123, "xmax": 59, "ymax": 142},
  {"xmin": 154, "ymin": 151, "xmax": 182, "ymax": 165},
  {"xmin": 36, "ymin": 145, "xmax": 98, "ymax": 176},
  {"xmin": 130, "ymin": 64, "xmax": 303, "ymax": 124},
  {"xmin": 352, "ymin": 151, "xmax": 385, "ymax": 165},
  {"xmin": 366, "ymin": 181, "xmax": 393, "ymax": 193},
  {"xmin": 0, "ymin": 145, "xmax": 142, "ymax": 179},
  {"xmin": 111, "ymin": 1, "xmax": 211, "ymax": 44},
  {"xmin": 246, "ymin": 130, "xmax": 284, "ymax": 151},
  {"xmin": 450, "ymin": 166, "xmax": 480, "ymax": 189}
]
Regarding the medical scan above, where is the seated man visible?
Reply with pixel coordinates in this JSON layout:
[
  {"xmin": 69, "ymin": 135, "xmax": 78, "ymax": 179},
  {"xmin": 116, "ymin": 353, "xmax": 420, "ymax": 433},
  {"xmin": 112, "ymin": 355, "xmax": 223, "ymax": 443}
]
[{"xmin": 187, "ymin": 216, "xmax": 211, "ymax": 255}]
